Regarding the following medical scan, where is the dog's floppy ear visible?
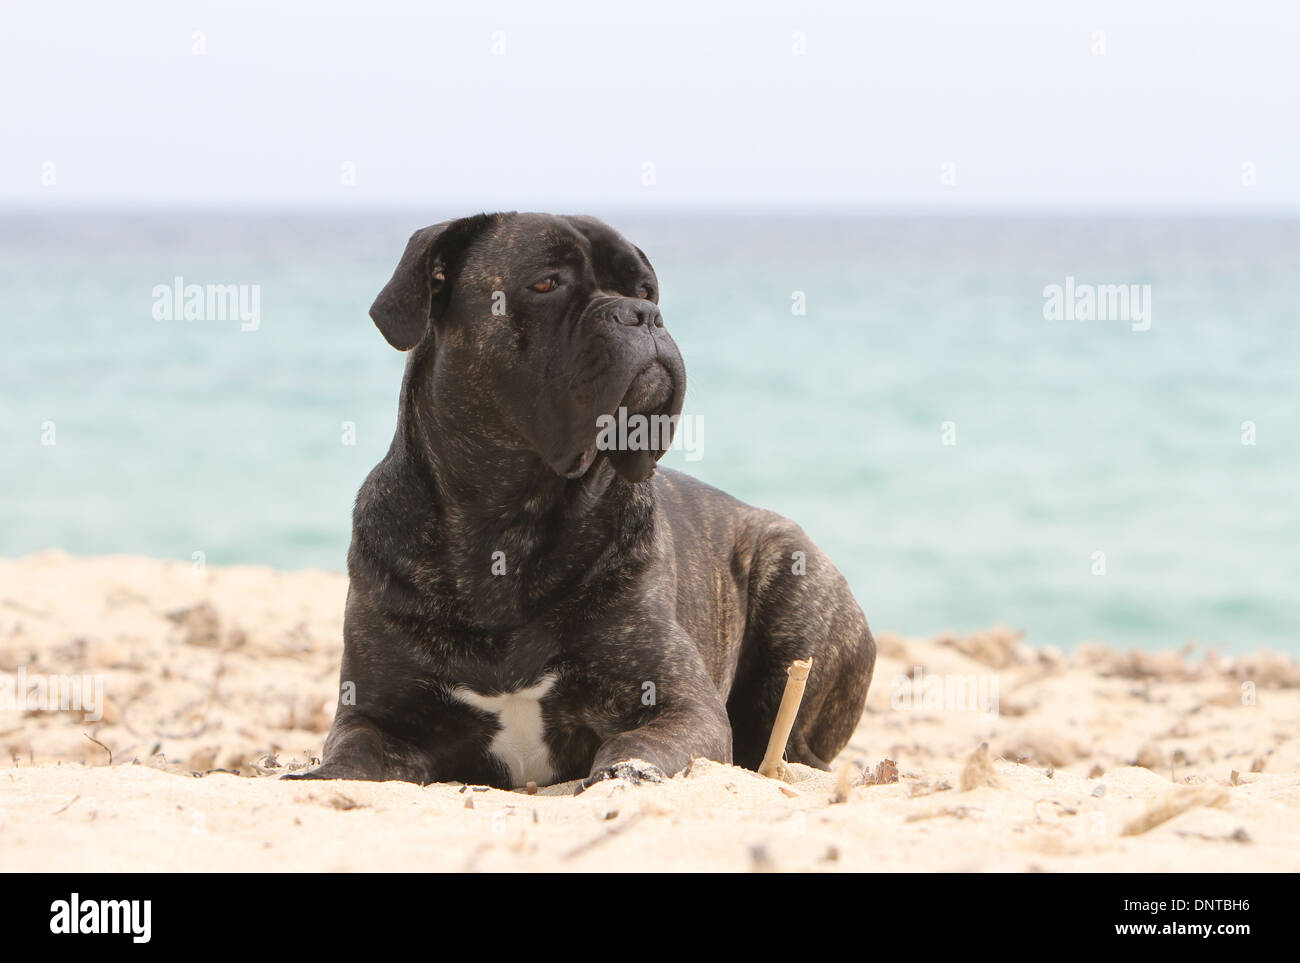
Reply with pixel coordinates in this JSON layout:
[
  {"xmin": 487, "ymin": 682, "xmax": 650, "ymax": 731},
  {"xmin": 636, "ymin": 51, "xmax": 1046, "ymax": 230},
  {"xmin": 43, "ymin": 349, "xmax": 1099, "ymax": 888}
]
[{"xmin": 369, "ymin": 214, "xmax": 493, "ymax": 351}]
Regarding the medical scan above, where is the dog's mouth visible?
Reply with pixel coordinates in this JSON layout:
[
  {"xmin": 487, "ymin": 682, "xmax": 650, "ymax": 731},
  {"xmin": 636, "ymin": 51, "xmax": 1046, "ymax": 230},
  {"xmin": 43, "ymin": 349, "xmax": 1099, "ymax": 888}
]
[
  {"xmin": 601, "ymin": 362, "xmax": 680, "ymax": 482},
  {"xmin": 619, "ymin": 362, "xmax": 675, "ymax": 416},
  {"xmin": 558, "ymin": 362, "xmax": 680, "ymax": 482}
]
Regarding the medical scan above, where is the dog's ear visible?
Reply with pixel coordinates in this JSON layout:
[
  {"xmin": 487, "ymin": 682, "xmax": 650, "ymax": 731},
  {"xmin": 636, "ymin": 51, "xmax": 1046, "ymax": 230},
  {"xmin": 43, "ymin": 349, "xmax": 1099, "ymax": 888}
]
[{"xmin": 369, "ymin": 214, "xmax": 493, "ymax": 351}]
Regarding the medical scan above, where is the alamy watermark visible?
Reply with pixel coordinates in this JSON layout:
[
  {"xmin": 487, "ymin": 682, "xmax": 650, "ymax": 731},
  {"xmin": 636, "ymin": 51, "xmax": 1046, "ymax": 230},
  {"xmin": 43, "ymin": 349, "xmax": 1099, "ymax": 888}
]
[
  {"xmin": 50, "ymin": 894, "xmax": 150, "ymax": 943},
  {"xmin": 1043, "ymin": 276, "xmax": 1151, "ymax": 332},
  {"xmin": 0, "ymin": 668, "xmax": 104, "ymax": 722},
  {"xmin": 595, "ymin": 408, "xmax": 703, "ymax": 461},
  {"xmin": 890, "ymin": 667, "xmax": 999, "ymax": 718},
  {"xmin": 152, "ymin": 276, "xmax": 261, "ymax": 331}
]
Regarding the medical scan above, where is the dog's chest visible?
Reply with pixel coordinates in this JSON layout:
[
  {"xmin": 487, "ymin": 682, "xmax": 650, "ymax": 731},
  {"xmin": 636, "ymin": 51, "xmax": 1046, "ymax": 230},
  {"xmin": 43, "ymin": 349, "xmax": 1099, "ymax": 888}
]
[{"xmin": 449, "ymin": 674, "xmax": 556, "ymax": 788}]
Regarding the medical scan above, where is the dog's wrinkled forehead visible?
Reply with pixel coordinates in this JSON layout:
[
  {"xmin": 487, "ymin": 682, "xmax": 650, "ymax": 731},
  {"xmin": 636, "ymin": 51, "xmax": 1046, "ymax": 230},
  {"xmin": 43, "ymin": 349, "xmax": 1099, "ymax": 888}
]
[{"xmin": 469, "ymin": 213, "xmax": 653, "ymax": 286}]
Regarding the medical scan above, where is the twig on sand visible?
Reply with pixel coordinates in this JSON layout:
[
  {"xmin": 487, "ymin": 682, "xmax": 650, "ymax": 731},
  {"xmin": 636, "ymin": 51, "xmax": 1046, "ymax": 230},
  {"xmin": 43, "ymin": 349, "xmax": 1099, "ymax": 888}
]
[
  {"xmin": 52, "ymin": 795, "xmax": 81, "ymax": 816},
  {"xmin": 83, "ymin": 732, "xmax": 112, "ymax": 766},
  {"xmin": 757, "ymin": 658, "xmax": 813, "ymax": 782},
  {"xmin": 562, "ymin": 811, "xmax": 647, "ymax": 860},
  {"xmin": 1120, "ymin": 787, "xmax": 1229, "ymax": 836}
]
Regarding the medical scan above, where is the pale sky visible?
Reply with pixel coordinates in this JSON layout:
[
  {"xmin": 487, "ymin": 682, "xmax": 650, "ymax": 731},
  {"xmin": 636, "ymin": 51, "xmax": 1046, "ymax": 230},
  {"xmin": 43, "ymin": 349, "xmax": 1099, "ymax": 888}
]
[{"xmin": 2, "ymin": 0, "xmax": 1296, "ymax": 211}]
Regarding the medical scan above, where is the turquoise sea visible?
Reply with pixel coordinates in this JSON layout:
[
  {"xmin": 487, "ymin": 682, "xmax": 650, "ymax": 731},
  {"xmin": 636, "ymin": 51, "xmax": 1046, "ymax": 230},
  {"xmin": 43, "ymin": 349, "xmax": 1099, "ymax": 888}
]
[{"xmin": 2, "ymin": 212, "xmax": 1296, "ymax": 653}]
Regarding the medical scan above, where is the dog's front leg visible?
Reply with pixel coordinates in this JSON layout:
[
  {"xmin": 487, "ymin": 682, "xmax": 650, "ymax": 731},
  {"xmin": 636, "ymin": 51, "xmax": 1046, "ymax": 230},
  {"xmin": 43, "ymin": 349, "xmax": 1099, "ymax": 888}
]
[
  {"xmin": 282, "ymin": 711, "xmax": 389, "ymax": 781},
  {"xmin": 579, "ymin": 658, "xmax": 732, "ymax": 790}
]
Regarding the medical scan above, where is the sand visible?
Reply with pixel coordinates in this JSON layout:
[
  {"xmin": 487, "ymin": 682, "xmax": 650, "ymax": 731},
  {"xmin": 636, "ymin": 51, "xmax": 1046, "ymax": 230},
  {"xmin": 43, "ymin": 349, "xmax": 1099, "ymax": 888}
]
[{"xmin": 2, "ymin": 550, "xmax": 1297, "ymax": 872}]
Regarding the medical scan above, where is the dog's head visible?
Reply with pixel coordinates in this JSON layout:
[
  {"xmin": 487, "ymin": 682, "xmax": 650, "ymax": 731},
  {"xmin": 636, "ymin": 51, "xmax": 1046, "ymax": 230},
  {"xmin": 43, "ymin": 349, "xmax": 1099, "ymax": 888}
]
[{"xmin": 370, "ymin": 212, "xmax": 685, "ymax": 484}]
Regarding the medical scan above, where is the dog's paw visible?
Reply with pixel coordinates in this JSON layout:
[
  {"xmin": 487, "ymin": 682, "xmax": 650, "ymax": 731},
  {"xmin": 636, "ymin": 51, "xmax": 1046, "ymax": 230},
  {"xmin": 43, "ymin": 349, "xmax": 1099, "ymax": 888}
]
[{"xmin": 578, "ymin": 759, "xmax": 666, "ymax": 792}]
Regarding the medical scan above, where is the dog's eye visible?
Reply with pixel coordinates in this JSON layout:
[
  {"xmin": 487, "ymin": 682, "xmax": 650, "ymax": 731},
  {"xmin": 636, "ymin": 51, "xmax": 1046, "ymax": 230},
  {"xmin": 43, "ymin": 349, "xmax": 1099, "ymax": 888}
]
[
  {"xmin": 531, "ymin": 277, "xmax": 558, "ymax": 293},
  {"xmin": 638, "ymin": 285, "xmax": 654, "ymax": 300}
]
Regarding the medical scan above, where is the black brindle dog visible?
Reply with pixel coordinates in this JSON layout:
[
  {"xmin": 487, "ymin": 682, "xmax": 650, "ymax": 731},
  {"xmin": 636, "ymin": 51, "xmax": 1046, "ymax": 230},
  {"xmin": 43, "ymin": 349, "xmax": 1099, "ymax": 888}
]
[{"xmin": 286, "ymin": 213, "xmax": 875, "ymax": 789}]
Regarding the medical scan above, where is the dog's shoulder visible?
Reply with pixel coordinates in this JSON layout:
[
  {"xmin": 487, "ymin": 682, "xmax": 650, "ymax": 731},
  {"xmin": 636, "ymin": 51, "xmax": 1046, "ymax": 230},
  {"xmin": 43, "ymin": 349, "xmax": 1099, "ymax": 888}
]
[
  {"xmin": 652, "ymin": 466, "xmax": 791, "ymax": 526},
  {"xmin": 651, "ymin": 465, "xmax": 747, "ymax": 510},
  {"xmin": 651, "ymin": 466, "xmax": 823, "ymax": 557}
]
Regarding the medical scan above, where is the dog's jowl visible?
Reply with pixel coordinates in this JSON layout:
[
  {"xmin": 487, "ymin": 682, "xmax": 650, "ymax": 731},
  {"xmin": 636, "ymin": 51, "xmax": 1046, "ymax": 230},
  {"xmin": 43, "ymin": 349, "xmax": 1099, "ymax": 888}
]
[{"xmin": 286, "ymin": 212, "xmax": 876, "ymax": 790}]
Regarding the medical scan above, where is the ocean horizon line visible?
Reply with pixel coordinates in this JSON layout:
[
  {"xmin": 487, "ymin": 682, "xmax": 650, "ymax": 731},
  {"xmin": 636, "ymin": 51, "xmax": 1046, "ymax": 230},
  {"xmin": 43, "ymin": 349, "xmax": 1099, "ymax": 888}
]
[{"xmin": 5, "ymin": 548, "xmax": 1295, "ymax": 661}]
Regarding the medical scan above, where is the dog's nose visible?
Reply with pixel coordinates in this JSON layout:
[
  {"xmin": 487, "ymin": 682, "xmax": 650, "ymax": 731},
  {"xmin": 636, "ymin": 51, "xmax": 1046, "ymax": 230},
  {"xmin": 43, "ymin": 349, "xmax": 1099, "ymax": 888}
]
[{"xmin": 609, "ymin": 300, "xmax": 664, "ymax": 328}]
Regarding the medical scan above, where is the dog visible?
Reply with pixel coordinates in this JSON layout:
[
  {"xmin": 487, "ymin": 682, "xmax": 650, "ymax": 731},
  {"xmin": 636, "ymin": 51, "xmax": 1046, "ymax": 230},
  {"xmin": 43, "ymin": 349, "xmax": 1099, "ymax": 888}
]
[{"xmin": 286, "ymin": 212, "xmax": 875, "ymax": 790}]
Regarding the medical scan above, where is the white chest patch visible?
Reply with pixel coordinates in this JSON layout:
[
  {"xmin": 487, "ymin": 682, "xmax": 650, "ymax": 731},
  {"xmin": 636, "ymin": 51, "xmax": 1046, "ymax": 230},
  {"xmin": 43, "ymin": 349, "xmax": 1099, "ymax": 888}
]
[{"xmin": 450, "ymin": 674, "xmax": 557, "ymax": 788}]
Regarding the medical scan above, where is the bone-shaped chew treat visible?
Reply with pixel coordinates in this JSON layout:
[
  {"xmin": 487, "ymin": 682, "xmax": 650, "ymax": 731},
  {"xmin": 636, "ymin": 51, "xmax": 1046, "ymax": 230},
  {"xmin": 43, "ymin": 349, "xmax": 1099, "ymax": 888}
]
[{"xmin": 757, "ymin": 657, "xmax": 813, "ymax": 781}]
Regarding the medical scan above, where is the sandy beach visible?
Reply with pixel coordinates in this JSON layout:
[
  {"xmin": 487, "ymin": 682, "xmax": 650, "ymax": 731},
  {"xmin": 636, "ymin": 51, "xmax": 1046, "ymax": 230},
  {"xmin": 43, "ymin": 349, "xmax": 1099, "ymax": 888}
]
[{"xmin": 2, "ymin": 551, "xmax": 1297, "ymax": 872}]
